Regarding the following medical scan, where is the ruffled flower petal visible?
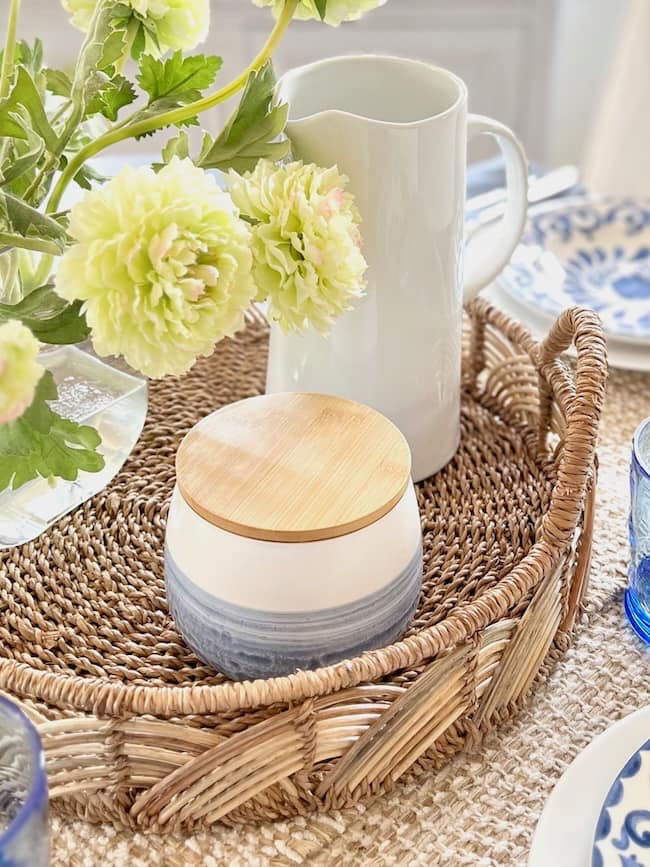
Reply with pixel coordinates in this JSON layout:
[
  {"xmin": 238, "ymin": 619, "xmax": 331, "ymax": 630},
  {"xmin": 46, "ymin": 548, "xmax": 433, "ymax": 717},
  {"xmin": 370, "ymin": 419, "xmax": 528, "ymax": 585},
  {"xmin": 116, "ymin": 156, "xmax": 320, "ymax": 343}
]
[
  {"xmin": 229, "ymin": 159, "xmax": 367, "ymax": 335},
  {"xmin": 0, "ymin": 321, "xmax": 43, "ymax": 425},
  {"xmin": 56, "ymin": 158, "xmax": 256, "ymax": 378},
  {"xmin": 253, "ymin": 0, "xmax": 385, "ymax": 26},
  {"xmin": 62, "ymin": 0, "xmax": 209, "ymax": 53}
]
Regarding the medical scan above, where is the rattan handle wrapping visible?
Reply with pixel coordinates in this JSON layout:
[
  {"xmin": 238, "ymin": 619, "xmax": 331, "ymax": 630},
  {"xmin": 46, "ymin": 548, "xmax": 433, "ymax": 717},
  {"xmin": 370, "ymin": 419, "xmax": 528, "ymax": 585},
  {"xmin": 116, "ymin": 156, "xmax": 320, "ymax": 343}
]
[
  {"xmin": 535, "ymin": 307, "xmax": 607, "ymax": 549},
  {"xmin": 466, "ymin": 300, "xmax": 607, "ymax": 551}
]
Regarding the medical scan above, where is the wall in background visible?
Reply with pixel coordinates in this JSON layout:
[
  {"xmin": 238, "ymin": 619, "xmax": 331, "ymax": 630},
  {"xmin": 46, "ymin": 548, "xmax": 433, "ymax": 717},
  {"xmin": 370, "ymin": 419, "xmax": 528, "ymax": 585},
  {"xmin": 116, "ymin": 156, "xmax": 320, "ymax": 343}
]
[
  {"xmin": 7, "ymin": 0, "xmax": 630, "ymax": 171},
  {"xmin": 545, "ymin": 0, "xmax": 629, "ymax": 168},
  {"xmin": 14, "ymin": 0, "xmax": 558, "ymax": 163}
]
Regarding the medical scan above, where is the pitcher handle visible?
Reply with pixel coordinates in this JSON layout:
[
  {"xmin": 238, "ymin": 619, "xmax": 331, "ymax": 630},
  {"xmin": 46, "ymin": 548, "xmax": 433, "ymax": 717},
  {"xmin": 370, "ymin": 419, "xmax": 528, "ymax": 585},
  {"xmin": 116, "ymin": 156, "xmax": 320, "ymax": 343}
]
[{"xmin": 463, "ymin": 114, "xmax": 528, "ymax": 302}]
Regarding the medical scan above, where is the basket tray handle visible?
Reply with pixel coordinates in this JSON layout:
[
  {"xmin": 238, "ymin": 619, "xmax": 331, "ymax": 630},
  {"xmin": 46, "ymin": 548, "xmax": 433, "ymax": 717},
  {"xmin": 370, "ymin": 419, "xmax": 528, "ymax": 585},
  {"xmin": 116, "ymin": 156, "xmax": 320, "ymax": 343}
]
[{"xmin": 534, "ymin": 306, "xmax": 607, "ymax": 549}]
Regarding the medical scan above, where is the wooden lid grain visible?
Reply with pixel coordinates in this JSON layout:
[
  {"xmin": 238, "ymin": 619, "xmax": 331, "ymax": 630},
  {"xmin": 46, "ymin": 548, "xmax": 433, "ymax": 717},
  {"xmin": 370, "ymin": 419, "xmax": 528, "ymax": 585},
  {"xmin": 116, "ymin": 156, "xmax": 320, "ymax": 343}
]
[{"xmin": 175, "ymin": 393, "xmax": 412, "ymax": 543}]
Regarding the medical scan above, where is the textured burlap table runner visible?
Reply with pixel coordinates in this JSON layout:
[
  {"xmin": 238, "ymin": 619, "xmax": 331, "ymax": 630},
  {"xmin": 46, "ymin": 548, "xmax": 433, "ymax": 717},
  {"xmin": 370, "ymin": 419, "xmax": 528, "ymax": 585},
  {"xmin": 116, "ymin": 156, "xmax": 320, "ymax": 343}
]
[{"xmin": 47, "ymin": 363, "xmax": 648, "ymax": 866}]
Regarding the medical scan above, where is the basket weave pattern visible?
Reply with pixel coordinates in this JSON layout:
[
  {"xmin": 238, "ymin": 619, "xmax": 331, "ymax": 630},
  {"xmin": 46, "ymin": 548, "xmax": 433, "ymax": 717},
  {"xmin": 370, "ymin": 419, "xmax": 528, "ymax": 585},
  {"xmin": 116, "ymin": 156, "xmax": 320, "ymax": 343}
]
[{"xmin": 0, "ymin": 300, "xmax": 606, "ymax": 831}]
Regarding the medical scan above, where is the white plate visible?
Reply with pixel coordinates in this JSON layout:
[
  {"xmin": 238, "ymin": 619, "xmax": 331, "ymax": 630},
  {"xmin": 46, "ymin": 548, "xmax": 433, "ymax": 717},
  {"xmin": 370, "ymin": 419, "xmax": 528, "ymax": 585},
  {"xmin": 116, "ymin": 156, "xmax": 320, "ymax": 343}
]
[
  {"xmin": 529, "ymin": 706, "xmax": 650, "ymax": 867},
  {"xmin": 498, "ymin": 196, "xmax": 650, "ymax": 344},
  {"xmin": 484, "ymin": 283, "xmax": 650, "ymax": 373},
  {"xmin": 593, "ymin": 738, "xmax": 650, "ymax": 866}
]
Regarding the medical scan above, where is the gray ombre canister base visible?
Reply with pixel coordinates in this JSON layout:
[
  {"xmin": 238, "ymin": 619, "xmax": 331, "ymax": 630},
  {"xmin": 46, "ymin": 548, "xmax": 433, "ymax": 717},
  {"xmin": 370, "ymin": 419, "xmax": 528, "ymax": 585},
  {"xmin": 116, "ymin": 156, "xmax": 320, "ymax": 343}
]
[{"xmin": 165, "ymin": 544, "xmax": 422, "ymax": 681}]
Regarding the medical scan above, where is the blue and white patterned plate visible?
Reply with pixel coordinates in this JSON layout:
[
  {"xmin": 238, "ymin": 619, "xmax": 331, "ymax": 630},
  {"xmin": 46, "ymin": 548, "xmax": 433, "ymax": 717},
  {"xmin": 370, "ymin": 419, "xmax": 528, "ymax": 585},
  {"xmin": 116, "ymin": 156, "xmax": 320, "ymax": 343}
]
[
  {"xmin": 529, "ymin": 708, "xmax": 650, "ymax": 867},
  {"xmin": 593, "ymin": 739, "xmax": 650, "ymax": 867},
  {"xmin": 498, "ymin": 196, "xmax": 650, "ymax": 343}
]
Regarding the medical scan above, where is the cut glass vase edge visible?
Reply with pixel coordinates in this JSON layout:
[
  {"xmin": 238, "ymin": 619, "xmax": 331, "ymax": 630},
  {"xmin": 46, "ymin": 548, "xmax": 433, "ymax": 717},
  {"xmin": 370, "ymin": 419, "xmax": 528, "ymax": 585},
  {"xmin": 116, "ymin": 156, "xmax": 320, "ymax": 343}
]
[{"xmin": 0, "ymin": 344, "xmax": 148, "ymax": 549}]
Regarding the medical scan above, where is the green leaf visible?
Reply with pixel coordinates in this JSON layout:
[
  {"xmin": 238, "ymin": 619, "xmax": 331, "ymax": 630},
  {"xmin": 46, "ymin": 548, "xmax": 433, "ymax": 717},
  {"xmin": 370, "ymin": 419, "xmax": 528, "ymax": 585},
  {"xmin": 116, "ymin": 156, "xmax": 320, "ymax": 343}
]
[
  {"xmin": 0, "ymin": 248, "xmax": 21, "ymax": 304},
  {"xmin": 0, "ymin": 285, "xmax": 90, "ymax": 344},
  {"xmin": 130, "ymin": 24, "xmax": 146, "ymax": 61},
  {"xmin": 137, "ymin": 52, "xmax": 222, "ymax": 103},
  {"xmin": 0, "ymin": 110, "xmax": 27, "ymax": 139},
  {"xmin": 215, "ymin": 140, "xmax": 291, "ymax": 174},
  {"xmin": 0, "ymin": 121, "xmax": 45, "ymax": 185},
  {"xmin": 62, "ymin": 117, "xmax": 106, "ymax": 157},
  {"xmin": 138, "ymin": 17, "xmax": 162, "ymax": 60},
  {"xmin": 0, "ymin": 40, "xmax": 45, "ymax": 93},
  {"xmin": 132, "ymin": 51, "xmax": 222, "ymax": 138},
  {"xmin": 198, "ymin": 62, "xmax": 290, "ymax": 173},
  {"xmin": 161, "ymin": 130, "xmax": 191, "ymax": 163},
  {"xmin": 156, "ymin": 130, "xmax": 216, "ymax": 170},
  {"xmin": 86, "ymin": 74, "xmax": 137, "ymax": 121},
  {"xmin": 136, "ymin": 108, "xmax": 200, "ymax": 139},
  {"xmin": 130, "ymin": 52, "xmax": 221, "ymax": 136},
  {"xmin": 314, "ymin": 0, "xmax": 328, "ymax": 20},
  {"xmin": 0, "ymin": 371, "xmax": 104, "ymax": 491},
  {"xmin": 0, "ymin": 67, "xmax": 57, "ymax": 151},
  {"xmin": 16, "ymin": 39, "xmax": 44, "ymax": 79},
  {"xmin": 73, "ymin": 162, "xmax": 107, "ymax": 191},
  {"xmin": 0, "ymin": 191, "xmax": 68, "ymax": 254},
  {"xmin": 45, "ymin": 69, "xmax": 73, "ymax": 98},
  {"xmin": 70, "ymin": 1, "xmax": 132, "ymax": 117}
]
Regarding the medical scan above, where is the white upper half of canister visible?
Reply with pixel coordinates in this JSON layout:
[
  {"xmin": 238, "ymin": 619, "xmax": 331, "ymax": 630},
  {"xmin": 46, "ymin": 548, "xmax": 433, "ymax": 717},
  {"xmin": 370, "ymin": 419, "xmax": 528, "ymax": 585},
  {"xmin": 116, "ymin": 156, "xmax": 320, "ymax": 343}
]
[{"xmin": 165, "ymin": 483, "xmax": 422, "ymax": 612}]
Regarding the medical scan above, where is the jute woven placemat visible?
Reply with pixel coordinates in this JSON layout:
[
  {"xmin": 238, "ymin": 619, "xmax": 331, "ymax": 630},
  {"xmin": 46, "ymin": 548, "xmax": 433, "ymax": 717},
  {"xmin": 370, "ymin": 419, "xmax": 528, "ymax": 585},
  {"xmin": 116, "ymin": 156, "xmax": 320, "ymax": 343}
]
[{"xmin": 45, "ymin": 363, "xmax": 649, "ymax": 866}]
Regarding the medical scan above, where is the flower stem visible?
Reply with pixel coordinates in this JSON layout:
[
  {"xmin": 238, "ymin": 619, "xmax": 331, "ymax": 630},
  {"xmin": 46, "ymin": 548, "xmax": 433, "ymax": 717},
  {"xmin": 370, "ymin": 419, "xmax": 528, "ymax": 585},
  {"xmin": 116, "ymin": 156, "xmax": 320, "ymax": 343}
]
[
  {"xmin": 50, "ymin": 99, "xmax": 72, "ymax": 127},
  {"xmin": 46, "ymin": 0, "xmax": 299, "ymax": 214},
  {"xmin": 0, "ymin": 0, "xmax": 21, "ymax": 99}
]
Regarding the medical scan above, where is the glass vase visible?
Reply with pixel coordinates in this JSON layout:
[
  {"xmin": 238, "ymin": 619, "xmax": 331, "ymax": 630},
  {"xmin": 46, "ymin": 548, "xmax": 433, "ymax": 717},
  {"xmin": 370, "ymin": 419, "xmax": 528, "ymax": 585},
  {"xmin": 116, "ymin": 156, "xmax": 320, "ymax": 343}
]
[{"xmin": 0, "ymin": 344, "xmax": 147, "ymax": 549}]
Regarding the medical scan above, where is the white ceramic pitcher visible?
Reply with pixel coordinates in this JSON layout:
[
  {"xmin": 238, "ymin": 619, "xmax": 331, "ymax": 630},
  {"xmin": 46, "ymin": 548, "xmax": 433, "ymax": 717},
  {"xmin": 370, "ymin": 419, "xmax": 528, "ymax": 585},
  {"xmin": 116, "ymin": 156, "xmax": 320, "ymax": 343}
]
[{"xmin": 266, "ymin": 55, "xmax": 528, "ymax": 482}]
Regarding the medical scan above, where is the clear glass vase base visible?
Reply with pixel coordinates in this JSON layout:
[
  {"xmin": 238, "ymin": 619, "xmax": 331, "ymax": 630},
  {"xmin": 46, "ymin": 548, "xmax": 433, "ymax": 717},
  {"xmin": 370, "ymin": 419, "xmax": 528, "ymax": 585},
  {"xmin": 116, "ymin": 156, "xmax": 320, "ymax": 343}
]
[{"xmin": 0, "ymin": 346, "xmax": 147, "ymax": 549}]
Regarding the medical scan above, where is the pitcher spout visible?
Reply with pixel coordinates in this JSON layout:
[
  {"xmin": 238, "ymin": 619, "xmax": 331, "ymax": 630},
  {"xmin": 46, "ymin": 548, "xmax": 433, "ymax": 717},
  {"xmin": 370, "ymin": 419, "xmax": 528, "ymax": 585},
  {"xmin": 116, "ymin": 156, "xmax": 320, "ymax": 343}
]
[{"xmin": 275, "ymin": 55, "xmax": 467, "ymax": 130}]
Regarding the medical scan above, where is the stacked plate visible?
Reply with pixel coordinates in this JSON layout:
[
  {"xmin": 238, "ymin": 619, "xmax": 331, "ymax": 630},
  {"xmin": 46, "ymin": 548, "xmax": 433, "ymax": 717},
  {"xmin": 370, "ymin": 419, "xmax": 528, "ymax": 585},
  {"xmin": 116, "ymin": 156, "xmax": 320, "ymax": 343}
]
[
  {"xmin": 488, "ymin": 196, "xmax": 650, "ymax": 372},
  {"xmin": 530, "ymin": 707, "xmax": 650, "ymax": 866}
]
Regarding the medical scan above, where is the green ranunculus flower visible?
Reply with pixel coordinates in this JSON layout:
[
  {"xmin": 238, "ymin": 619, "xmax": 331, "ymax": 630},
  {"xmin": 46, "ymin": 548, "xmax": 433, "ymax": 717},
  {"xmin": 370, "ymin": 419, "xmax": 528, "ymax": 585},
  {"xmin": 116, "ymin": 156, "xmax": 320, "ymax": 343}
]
[
  {"xmin": 62, "ymin": 0, "xmax": 210, "ymax": 54},
  {"xmin": 229, "ymin": 160, "xmax": 367, "ymax": 335},
  {"xmin": 253, "ymin": 0, "xmax": 385, "ymax": 26},
  {"xmin": 55, "ymin": 158, "xmax": 256, "ymax": 378},
  {"xmin": 60, "ymin": 0, "xmax": 94, "ymax": 30},
  {"xmin": 0, "ymin": 320, "xmax": 44, "ymax": 425}
]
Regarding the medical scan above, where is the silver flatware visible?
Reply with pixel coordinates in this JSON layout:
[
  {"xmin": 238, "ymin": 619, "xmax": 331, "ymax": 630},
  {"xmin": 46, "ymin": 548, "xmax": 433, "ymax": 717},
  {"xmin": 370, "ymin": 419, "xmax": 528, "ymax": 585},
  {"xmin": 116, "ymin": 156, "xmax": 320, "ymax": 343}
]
[{"xmin": 466, "ymin": 164, "xmax": 579, "ymax": 229}]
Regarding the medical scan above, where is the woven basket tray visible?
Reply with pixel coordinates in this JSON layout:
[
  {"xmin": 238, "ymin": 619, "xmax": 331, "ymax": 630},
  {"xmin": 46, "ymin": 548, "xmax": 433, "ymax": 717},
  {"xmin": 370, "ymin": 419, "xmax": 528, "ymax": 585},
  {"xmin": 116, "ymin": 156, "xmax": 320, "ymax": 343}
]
[{"xmin": 0, "ymin": 299, "xmax": 607, "ymax": 832}]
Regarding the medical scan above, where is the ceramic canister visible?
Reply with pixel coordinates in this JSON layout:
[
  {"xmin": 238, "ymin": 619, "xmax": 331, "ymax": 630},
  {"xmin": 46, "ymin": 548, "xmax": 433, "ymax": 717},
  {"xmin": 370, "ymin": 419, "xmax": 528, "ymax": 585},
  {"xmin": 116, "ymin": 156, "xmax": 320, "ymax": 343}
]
[{"xmin": 165, "ymin": 393, "xmax": 423, "ymax": 681}]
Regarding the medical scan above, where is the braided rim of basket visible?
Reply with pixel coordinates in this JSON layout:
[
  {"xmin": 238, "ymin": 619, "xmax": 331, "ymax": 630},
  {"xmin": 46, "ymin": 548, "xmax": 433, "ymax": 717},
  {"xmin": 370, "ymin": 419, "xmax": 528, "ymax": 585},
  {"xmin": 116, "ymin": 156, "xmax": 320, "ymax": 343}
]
[{"xmin": 0, "ymin": 299, "xmax": 607, "ymax": 718}]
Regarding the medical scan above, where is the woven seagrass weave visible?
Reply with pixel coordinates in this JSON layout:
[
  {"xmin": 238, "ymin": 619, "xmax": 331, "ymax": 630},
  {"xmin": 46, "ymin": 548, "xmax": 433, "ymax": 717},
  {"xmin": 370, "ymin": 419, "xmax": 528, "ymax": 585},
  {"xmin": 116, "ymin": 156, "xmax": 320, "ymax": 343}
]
[{"xmin": 0, "ymin": 299, "xmax": 606, "ymax": 832}]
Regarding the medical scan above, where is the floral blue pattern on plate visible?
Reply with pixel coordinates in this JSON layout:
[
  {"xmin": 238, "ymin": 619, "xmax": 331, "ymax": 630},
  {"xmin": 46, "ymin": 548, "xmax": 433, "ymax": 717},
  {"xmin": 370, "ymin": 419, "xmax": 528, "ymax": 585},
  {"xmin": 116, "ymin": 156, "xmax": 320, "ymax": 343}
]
[
  {"xmin": 593, "ymin": 738, "xmax": 650, "ymax": 867},
  {"xmin": 498, "ymin": 196, "xmax": 650, "ymax": 343}
]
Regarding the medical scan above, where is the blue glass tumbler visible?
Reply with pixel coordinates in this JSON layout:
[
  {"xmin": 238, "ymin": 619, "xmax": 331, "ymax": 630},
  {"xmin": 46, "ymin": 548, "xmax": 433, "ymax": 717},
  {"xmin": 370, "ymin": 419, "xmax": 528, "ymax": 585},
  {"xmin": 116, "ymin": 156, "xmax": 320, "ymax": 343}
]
[
  {"xmin": 0, "ymin": 695, "xmax": 49, "ymax": 867},
  {"xmin": 624, "ymin": 417, "xmax": 650, "ymax": 642}
]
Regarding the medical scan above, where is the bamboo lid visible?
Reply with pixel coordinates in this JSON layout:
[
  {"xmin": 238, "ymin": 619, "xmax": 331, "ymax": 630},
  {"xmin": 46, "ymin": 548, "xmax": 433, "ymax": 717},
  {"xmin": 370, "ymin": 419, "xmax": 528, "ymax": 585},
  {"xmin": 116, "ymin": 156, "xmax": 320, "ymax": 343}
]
[{"xmin": 175, "ymin": 393, "xmax": 412, "ymax": 543}]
